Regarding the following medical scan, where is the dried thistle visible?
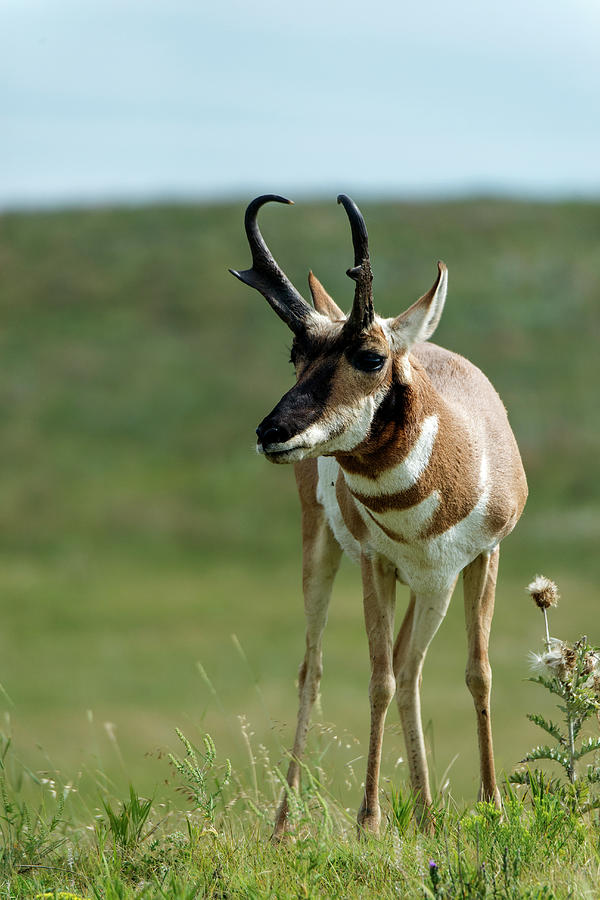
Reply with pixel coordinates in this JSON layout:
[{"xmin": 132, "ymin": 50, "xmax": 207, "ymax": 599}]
[
  {"xmin": 529, "ymin": 639, "xmax": 578, "ymax": 682},
  {"xmin": 527, "ymin": 575, "xmax": 560, "ymax": 610},
  {"xmin": 513, "ymin": 578, "xmax": 600, "ymax": 797},
  {"xmin": 527, "ymin": 575, "xmax": 560, "ymax": 650}
]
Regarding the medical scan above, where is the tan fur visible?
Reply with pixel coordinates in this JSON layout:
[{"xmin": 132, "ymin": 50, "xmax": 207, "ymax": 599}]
[
  {"xmin": 414, "ymin": 342, "xmax": 528, "ymax": 536},
  {"xmin": 356, "ymin": 554, "xmax": 397, "ymax": 833},
  {"xmin": 463, "ymin": 547, "xmax": 501, "ymax": 806}
]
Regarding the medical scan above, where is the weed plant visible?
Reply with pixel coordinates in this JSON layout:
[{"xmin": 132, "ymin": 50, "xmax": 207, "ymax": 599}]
[{"xmin": 509, "ymin": 576, "xmax": 600, "ymax": 817}]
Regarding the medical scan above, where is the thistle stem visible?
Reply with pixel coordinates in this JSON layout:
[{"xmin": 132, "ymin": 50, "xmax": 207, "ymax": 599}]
[
  {"xmin": 542, "ymin": 609, "xmax": 551, "ymax": 651},
  {"xmin": 567, "ymin": 713, "xmax": 576, "ymax": 784}
]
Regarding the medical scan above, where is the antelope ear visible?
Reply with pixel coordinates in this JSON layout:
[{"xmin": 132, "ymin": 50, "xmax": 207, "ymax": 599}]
[
  {"xmin": 308, "ymin": 271, "xmax": 345, "ymax": 321},
  {"xmin": 390, "ymin": 262, "xmax": 448, "ymax": 349}
]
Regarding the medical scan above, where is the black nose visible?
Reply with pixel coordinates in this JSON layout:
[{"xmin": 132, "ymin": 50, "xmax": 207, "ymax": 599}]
[{"xmin": 256, "ymin": 422, "xmax": 290, "ymax": 447}]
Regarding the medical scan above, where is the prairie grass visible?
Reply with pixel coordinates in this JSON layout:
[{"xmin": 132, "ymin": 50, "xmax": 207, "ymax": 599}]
[{"xmin": 1, "ymin": 720, "xmax": 600, "ymax": 899}]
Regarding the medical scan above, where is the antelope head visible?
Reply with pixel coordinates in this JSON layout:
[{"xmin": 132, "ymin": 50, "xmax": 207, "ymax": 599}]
[{"xmin": 230, "ymin": 195, "xmax": 448, "ymax": 464}]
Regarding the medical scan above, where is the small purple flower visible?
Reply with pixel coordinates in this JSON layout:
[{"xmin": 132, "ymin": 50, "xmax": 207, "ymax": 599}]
[{"xmin": 429, "ymin": 859, "xmax": 440, "ymax": 891}]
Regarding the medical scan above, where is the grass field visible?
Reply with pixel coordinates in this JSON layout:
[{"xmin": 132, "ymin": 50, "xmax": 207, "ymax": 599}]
[{"xmin": 0, "ymin": 198, "xmax": 599, "ymax": 895}]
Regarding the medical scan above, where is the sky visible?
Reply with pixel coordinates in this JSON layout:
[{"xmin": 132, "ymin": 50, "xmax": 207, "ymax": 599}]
[{"xmin": 1, "ymin": 0, "xmax": 599, "ymax": 208}]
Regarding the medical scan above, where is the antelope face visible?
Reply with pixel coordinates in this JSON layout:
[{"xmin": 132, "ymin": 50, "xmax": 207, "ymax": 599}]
[
  {"xmin": 256, "ymin": 322, "xmax": 393, "ymax": 463},
  {"xmin": 231, "ymin": 194, "xmax": 447, "ymax": 465}
]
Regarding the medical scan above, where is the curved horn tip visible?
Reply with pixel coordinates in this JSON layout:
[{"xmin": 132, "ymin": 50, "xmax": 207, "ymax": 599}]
[
  {"xmin": 246, "ymin": 194, "xmax": 294, "ymax": 213},
  {"xmin": 264, "ymin": 194, "xmax": 293, "ymax": 205},
  {"xmin": 437, "ymin": 260, "xmax": 447, "ymax": 272}
]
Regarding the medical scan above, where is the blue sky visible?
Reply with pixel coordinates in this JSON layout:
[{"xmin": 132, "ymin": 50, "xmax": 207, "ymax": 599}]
[{"xmin": 2, "ymin": 0, "xmax": 599, "ymax": 207}]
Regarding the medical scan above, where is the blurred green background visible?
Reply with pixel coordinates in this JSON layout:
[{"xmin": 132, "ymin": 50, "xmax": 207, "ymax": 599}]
[{"xmin": 0, "ymin": 199, "xmax": 598, "ymax": 805}]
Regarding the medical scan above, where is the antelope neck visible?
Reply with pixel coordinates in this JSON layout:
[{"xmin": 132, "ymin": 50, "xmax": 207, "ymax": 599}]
[
  {"xmin": 333, "ymin": 372, "xmax": 484, "ymax": 542},
  {"xmin": 333, "ymin": 374, "xmax": 432, "ymax": 480}
]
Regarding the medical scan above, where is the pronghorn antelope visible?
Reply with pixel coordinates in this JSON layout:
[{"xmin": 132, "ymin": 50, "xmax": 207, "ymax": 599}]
[{"xmin": 230, "ymin": 194, "xmax": 528, "ymax": 835}]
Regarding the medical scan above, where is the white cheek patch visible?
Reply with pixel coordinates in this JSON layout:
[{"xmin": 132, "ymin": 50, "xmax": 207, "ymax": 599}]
[
  {"xmin": 344, "ymin": 415, "xmax": 438, "ymax": 495},
  {"xmin": 304, "ymin": 393, "xmax": 378, "ymax": 454}
]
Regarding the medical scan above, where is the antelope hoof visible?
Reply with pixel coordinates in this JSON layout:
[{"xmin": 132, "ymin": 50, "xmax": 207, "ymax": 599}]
[
  {"xmin": 357, "ymin": 803, "xmax": 381, "ymax": 837},
  {"xmin": 271, "ymin": 825, "xmax": 288, "ymax": 844},
  {"xmin": 271, "ymin": 818, "xmax": 290, "ymax": 844},
  {"xmin": 479, "ymin": 784, "xmax": 501, "ymax": 810},
  {"xmin": 272, "ymin": 800, "xmax": 290, "ymax": 843}
]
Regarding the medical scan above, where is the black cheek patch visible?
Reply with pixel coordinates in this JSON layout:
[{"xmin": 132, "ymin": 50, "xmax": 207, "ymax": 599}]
[
  {"xmin": 263, "ymin": 355, "xmax": 340, "ymax": 439},
  {"xmin": 297, "ymin": 356, "xmax": 338, "ymax": 408}
]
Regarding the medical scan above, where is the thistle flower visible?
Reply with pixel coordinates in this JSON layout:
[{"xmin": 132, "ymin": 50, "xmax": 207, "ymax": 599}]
[
  {"xmin": 527, "ymin": 575, "xmax": 560, "ymax": 650},
  {"xmin": 528, "ymin": 639, "xmax": 574, "ymax": 681},
  {"xmin": 529, "ymin": 634, "xmax": 600, "ymax": 699},
  {"xmin": 527, "ymin": 575, "xmax": 559, "ymax": 610}
]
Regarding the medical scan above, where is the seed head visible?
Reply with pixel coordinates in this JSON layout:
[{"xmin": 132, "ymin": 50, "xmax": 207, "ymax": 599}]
[
  {"xmin": 529, "ymin": 640, "xmax": 568, "ymax": 677},
  {"xmin": 529, "ymin": 638, "xmax": 582, "ymax": 682},
  {"xmin": 527, "ymin": 575, "xmax": 560, "ymax": 610}
]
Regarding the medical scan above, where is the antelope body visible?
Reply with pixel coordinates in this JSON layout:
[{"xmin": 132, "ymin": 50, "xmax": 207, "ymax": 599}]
[{"xmin": 231, "ymin": 195, "xmax": 527, "ymax": 835}]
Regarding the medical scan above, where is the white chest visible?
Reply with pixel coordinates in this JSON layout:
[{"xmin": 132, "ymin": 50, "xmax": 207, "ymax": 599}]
[{"xmin": 317, "ymin": 447, "xmax": 494, "ymax": 595}]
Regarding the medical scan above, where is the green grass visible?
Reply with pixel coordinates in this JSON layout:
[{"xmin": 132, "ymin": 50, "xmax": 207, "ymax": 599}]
[
  {"xmin": 1, "ymin": 727, "xmax": 600, "ymax": 898},
  {"xmin": 0, "ymin": 198, "xmax": 599, "ymax": 893}
]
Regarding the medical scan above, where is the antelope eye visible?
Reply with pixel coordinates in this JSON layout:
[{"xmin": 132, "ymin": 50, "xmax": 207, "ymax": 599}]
[{"xmin": 352, "ymin": 350, "xmax": 386, "ymax": 372}]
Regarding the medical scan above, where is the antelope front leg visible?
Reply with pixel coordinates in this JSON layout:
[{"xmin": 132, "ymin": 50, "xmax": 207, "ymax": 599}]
[
  {"xmin": 463, "ymin": 547, "xmax": 501, "ymax": 807},
  {"xmin": 273, "ymin": 512, "xmax": 342, "ymax": 840},
  {"xmin": 394, "ymin": 583, "xmax": 456, "ymax": 829},
  {"xmin": 357, "ymin": 554, "xmax": 396, "ymax": 835}
]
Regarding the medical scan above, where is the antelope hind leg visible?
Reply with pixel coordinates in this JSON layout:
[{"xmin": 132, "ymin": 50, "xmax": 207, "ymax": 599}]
[
  {"xmin": 394, "ymin": 583, "xmax": 456, "ymax": 830},
  {"xmin": 463, "ymin": 546, "xmax": 501, "ymax": 807}
]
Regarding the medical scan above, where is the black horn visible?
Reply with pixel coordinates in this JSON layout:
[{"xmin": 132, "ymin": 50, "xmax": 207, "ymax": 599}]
[
  {"xmin": 230, "ymin": 195, "xmax": 315, "ymax": 334},
  {"xmin": 337, "ymin": 194, "xmax": 374, "ymax": 333}
]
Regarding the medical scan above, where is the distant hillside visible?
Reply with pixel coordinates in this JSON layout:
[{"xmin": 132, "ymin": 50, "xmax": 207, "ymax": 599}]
[{"xmin": 1, "ymin": 199, "xmax": 598, "ymax": 575}]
